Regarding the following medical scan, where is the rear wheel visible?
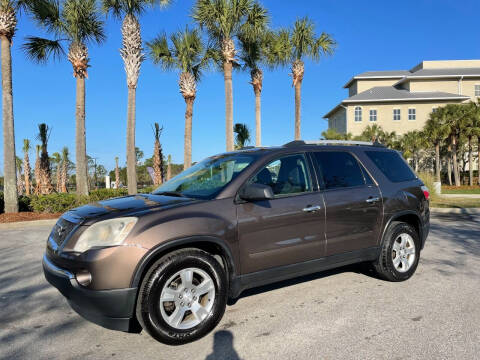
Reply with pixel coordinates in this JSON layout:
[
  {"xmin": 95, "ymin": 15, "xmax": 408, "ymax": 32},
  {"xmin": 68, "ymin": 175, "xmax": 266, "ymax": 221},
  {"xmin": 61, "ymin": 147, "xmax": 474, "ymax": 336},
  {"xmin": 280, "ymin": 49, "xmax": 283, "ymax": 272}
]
[
  {"xmin": 136, "ymin": 249, "xmax": 227, "ymax": 345},
  {"xmin": 372, "ymin": 221, "xmax": 420, "ymax": 281}
]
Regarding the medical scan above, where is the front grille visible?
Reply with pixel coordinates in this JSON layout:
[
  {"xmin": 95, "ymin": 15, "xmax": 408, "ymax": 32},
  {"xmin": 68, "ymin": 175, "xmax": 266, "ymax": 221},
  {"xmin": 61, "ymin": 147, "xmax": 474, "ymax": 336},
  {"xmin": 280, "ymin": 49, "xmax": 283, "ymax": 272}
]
[{"xmin": 50, "ymin": 217, "xmax": 77, "ymax": 247}]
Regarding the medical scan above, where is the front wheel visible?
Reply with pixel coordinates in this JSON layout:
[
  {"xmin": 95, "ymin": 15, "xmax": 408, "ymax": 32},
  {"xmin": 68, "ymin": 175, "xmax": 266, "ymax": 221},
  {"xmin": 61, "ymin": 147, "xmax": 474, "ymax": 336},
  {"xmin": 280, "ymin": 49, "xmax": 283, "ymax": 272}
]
[
  {"xmin": 372, "ymin": 221, "xmax": 420, "ymax": 282},
  {"xmin": 136, "ymin": 249, "xmax": 227, "ymax": 345}
]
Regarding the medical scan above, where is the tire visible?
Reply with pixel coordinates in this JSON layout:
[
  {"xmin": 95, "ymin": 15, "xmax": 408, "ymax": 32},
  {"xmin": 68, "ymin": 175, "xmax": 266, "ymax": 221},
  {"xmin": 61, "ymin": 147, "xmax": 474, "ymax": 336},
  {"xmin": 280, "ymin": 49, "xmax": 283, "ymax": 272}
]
[
  {"xmin": 136, "ymin": 248, "xmax": 227, "ymax": 345},
  {"xmin": 372, "ymin": 221, "xmax": 420, "ymax": 282}
]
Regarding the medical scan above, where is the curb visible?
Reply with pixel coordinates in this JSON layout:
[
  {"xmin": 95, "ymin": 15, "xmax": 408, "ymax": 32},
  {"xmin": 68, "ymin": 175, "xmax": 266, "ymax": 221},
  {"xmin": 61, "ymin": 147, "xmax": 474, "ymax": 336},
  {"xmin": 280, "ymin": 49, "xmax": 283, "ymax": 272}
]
[
  {"xmin": 0, "ymin": 218, "xmax": 58, "ymax": 230},
  {"xmin": 430, "ymin": 208, "xmax": 480, "ymax": 215}
]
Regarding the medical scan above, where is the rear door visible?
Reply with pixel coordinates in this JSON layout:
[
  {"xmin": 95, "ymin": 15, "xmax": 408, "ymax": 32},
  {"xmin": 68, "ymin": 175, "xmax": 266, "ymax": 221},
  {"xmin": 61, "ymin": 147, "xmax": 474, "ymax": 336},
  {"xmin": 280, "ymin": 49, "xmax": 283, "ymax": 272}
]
[
  {"xmin": 311, "ymin": 150, "xmax": 383, "ymax": 256},
  {"xmin": 237, "ymin": 153, "xmax": 326, "ymax": 274}
]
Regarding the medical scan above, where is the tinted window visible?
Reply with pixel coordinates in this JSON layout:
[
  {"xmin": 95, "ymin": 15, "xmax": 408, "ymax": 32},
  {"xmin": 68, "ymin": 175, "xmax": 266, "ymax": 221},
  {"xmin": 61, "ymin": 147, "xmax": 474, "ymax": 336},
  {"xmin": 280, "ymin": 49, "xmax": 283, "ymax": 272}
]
[
  {"xmin": 250, "ymin": 154, "xmax": 312, "ymax": 196},
  {"xmin": 314, "ymin": 152, "xmax": 366, "ymax": 189},
  {"xmin": 365, "ymin": 151, "xmax": 416, "ymax": 182}
]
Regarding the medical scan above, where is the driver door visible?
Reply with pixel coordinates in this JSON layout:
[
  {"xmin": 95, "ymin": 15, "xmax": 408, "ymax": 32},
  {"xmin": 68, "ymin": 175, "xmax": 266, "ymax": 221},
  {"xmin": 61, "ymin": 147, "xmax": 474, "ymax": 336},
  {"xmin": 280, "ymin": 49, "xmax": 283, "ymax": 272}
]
[{"xmin": 236, "ymin": 153, "xmax": 326, "ymax": 274}]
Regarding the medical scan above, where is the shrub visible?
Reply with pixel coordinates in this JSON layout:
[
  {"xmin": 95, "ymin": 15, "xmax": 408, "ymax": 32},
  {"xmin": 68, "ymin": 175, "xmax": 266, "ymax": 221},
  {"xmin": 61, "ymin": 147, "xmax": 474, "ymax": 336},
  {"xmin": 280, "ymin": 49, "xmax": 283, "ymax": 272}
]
[
  {"xmin": 88, "ymin": 188, "xmax": 128, "ymax": 202},
  {"xmin": 30, "ymin": 193, "xmax": 80, "ymax": 214},
  {"xmin": 0, "ymin": 193, "xmax": 31, "ymax": 213},
  {"xmin": 138, "ymin": 186, "xmax": 155, "ymax": 194},
  {"xmin": 0, "ymin": 192, "xmax": 4, "ymax": 213}
]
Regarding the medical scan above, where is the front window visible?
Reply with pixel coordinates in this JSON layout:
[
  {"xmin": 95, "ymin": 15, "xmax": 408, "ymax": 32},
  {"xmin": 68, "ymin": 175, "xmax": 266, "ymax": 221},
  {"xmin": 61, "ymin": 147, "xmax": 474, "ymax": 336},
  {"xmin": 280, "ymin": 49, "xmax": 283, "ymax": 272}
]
[
  {"xmin": 153, "ymin": 153, "xmax": 257, "ymax": 199},
  {"xmin": 369, "ymin": 109, "xmax": 377, "ymax": 122},
  {"xmin": 249, "ymin": 154, "xmax": 312, "ymax": 196},
  {"xmin": 475, "ymin": 84, "xmax": 480, "ymax": 97},
  {"xmin": 408, "ymin": 108, "xmax": 416, "ymax": 121},
  {"xmin": 393, "ymin": 109, "xmax": 401, "ymax": 121},
  {"xmin": 354, "ymin": 107, "xmax": 362, "ymax": 122}
]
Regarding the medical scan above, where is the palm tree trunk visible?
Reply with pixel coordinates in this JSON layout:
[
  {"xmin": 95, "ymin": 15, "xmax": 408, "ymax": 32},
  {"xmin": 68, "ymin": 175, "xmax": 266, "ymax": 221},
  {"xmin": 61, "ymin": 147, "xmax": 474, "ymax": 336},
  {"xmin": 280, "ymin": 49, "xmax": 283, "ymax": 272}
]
[
  {"xmin": 75, "ymin": 77, "xmax": 89, "ymax": 195},
  {"xmin": 447, "ymin": 154, "xmax": 452, "ymax": 186},
  {"xmin": 294, "ymin": 81, "xmax": 302, "ymax": 140},
  {"xmin": 126, "ymin": 87, "xmax": 137, "ymax": 194},
  {"xmin": 254, "ymin": 88, "xmax": 261, "ymax": 147},
  {"xmin": 435, "ymin": 142, "xmax": 441, "ymax": 183},
  {"xmin": 452, "ymin": 135, "xmax": 460, "ymax": 187},
  {"xmin": 478, "ymin": 136, "xmax": 480, "ymax": 186},
  {"xmin": 224, "ymin": 61, "xmax": 234, "ymax": 152},
  {"xmin": 468, "ymin": 136, "xmax": 473, "ymax": 186},
  {"xmin": 184, "ymin": 97, "xmax": 193, "ymax": 170},
  {"xmin": 1, "ymin": 35, "xmax": 18, "ymax": 213}
]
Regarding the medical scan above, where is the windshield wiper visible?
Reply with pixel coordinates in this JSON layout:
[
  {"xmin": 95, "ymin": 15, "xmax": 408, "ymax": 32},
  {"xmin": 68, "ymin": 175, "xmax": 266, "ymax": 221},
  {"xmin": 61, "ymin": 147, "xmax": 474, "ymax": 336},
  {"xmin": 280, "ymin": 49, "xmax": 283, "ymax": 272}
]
[{"xmin": 154, "ymin": 191, "xmax": 186, "ymax": 198}]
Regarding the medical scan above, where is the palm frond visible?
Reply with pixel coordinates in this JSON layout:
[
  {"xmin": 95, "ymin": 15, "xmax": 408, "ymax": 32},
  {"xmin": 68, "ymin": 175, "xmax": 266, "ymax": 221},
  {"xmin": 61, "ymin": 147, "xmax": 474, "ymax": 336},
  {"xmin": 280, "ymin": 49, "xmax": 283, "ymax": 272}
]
[
  {"xmin": 61, "ymin": 146, "xmax": 69, "ymax": 162},
  {"xmin": 63, "ymin": 0, "xmax": 106, "ymax": 44},
  {"xmin": 22, "ymin": 139, "xmax": 31, "ymax": 153},
  {"xmin": 234, "ymin": 123, "xmax": 250, "ymax": 148},
  {"xmin": 27, "ymin": 0, "xmax": 64, "ymax": 36},
  {"xmin": 102, "ymin": 0, "xmax": 171, "ymax": 17},
  {"xmin": 22, "ymin": 36, "xmax": 65, "ymax": 63},
  {"xmin": 146, "ymin": 33, "xmax": 175, "ymax": 69},
  {"xmin": 311, "ymin": 32, "xmax": 335, "ymax": 60}
]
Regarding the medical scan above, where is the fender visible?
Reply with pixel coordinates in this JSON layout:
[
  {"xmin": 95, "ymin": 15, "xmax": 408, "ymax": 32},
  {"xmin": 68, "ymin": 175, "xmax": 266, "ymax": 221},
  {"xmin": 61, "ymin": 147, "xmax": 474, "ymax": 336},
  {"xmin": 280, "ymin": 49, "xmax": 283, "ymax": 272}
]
[
  {"xmin": 130, "ymin": 235, "xmax": 237, "ymax": 289},
  {"xmin": 379, "ymin": 210, "xmax": 424, "ymax": 251}
]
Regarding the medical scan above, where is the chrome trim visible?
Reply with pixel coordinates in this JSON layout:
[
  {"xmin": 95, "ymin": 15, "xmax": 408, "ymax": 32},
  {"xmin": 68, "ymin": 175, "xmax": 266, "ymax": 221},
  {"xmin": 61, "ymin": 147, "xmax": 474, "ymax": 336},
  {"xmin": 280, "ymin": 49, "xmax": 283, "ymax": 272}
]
[{"xmin": 42, "ymin": 254, "xmax": 74, "ymax": 279}]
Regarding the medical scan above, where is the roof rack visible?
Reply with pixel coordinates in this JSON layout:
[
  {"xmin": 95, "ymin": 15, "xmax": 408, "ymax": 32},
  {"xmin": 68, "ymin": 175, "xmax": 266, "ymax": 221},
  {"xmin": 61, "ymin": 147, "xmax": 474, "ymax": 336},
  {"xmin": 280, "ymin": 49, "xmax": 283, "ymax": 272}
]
[{"xmin": 283, "ymin": 140, "xmax": 385, "ymax": 147}]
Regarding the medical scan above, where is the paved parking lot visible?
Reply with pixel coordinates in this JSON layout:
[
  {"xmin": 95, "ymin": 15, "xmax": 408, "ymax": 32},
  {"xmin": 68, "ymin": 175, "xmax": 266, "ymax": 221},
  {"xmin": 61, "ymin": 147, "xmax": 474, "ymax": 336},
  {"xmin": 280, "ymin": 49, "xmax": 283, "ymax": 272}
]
[{"xmin": 1, "ymin": 213, "xmax": 479, "ymax": 360}]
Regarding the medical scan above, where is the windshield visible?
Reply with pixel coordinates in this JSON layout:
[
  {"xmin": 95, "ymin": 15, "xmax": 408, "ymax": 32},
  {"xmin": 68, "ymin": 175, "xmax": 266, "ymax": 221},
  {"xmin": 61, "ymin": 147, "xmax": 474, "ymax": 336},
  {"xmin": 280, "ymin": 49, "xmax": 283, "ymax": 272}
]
[{"xmin": 153, "ymin": 153, "xmax": 257, "ymax": 199}]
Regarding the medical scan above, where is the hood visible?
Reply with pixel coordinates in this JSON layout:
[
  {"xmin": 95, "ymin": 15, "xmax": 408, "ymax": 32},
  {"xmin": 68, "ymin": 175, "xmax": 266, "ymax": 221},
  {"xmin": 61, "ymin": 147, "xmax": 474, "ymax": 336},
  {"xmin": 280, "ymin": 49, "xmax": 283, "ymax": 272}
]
[{"xmin": 64, "ymin": 194, "xmax": 197, "ymax": 222}]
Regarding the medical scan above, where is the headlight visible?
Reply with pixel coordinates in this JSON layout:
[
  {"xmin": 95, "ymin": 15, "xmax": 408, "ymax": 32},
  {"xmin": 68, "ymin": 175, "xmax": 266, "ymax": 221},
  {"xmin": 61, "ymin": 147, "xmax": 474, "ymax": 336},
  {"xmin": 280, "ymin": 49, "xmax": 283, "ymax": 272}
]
[{"xmin": 73, "ymin": 217, "xmax": 137, "ymax": 253}]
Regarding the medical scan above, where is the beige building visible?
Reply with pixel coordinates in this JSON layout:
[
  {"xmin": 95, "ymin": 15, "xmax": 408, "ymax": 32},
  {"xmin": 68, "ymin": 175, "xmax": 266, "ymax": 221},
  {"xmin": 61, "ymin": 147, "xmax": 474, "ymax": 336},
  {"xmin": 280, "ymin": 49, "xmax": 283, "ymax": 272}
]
[{"xmin": 324, "ymin": 60, "xmax": 480, "ymax": 136}]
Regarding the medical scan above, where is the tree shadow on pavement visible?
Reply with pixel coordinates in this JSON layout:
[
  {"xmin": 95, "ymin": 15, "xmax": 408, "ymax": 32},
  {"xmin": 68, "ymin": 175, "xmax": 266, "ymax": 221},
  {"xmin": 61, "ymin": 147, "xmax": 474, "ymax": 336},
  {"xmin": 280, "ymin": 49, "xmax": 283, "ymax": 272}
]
[{"xmin": 205, "ymin": 330, "xmax": 241, "ymax": 360}]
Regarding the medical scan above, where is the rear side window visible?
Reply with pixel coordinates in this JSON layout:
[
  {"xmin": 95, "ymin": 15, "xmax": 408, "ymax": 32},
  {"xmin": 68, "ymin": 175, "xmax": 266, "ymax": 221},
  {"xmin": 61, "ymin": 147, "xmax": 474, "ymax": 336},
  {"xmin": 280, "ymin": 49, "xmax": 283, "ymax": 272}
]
[
  {"xmin": 365, "ymin": 151, "xmax": 416, "ymax": 182},
  {"xmin": 313, "ymin": 152, "xmax": 366, "ymax": 189}
]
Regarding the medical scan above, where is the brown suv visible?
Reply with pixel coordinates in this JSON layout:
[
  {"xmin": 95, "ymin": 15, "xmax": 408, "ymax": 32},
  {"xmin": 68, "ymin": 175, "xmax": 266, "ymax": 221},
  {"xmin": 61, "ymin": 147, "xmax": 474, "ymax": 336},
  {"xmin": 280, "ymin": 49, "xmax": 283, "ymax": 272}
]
[{"xmin": 43, "ymin": 140, "xmax": 430, "ymax": 345}]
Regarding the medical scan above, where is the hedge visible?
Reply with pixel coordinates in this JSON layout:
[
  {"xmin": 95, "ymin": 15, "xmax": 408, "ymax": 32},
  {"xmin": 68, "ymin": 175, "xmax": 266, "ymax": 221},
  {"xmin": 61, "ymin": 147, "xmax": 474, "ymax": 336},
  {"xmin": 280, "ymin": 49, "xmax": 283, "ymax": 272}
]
[{"xmin": 0, "ymin": 188, "xmax": 150, "ymax": 214}]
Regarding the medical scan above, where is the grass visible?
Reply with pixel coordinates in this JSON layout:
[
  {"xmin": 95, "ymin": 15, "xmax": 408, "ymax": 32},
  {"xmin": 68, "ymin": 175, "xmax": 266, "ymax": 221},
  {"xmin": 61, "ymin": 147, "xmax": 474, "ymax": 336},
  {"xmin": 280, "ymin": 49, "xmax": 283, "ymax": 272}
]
[
  {"xmin": 441, "ymin": 186, "xmax": 480, "ymax": 194},
  {"xmin": 431, "ymin": 197, "xmax": 480, "ymax": 208}
]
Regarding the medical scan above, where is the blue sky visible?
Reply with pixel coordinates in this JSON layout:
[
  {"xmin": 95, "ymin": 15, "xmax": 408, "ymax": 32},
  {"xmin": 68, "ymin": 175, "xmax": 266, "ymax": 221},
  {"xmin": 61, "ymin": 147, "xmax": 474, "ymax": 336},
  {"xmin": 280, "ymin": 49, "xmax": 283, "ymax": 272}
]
[{"xmin": 1, "ymin": 0, "xmax": 480, "ymax": 173}]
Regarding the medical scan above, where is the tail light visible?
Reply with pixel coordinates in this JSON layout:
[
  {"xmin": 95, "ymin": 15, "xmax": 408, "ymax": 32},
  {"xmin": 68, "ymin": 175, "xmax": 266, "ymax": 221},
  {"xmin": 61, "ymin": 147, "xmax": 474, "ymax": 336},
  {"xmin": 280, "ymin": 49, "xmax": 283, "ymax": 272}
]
[{"xmin": 421, "ymin": 185, "xmax": 430, "ymax": 200}]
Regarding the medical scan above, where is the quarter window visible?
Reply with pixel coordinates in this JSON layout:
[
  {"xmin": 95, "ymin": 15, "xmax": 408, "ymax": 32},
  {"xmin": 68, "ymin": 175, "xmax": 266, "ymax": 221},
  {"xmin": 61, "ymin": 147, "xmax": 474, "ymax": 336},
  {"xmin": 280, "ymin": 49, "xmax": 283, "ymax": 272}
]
[
  {"xmin": 369, "ymin": 109, "xmax": 377, "ymax": 122},
  {"xmin": 250, "ymin": 154, "xmax": 312, "ymax": 196},
  {"xmin": 313, "ymin": 152, "xmax": 366, "ymax": 189},
  {"xmin": 354, "ymin": 107, "xmax": 362, "ymax": 122},
  {"xmin": 408, "ymin": 108, "xmax": 416, "ymax": 121},
  {"xmin": 475, "ymin": 85, "xmax": 480, "ymax": 97},
  {"xmin": 393, "ymin": 109, "xmax": 401, "ymax": 121}
]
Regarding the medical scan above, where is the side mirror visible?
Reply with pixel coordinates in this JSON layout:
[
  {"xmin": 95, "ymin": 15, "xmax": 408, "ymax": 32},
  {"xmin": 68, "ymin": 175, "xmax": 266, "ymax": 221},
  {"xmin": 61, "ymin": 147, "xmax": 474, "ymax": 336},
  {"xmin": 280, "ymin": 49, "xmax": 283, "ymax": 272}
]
[{"xmin": 239, "ymin": 183, "xmax": 274, "ymax": 201}]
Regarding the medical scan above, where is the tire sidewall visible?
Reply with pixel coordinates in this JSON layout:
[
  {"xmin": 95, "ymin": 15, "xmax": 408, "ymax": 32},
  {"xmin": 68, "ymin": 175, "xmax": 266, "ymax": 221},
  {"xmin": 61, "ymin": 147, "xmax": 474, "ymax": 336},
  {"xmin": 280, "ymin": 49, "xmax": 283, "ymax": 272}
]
[
  {"xmin": 384, "ymin": 223, "xmax": 420, "ymax": 281},
  {"xmin": 137, "ymin": 250, "xmax": 227, "ymax": 345}
]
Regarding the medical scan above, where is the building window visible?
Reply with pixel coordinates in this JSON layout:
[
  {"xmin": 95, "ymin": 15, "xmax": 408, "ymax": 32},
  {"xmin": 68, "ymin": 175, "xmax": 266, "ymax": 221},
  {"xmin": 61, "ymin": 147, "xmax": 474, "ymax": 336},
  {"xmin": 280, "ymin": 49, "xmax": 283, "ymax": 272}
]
[
  {"xmin": 354, "ymin": 107, "xmax": 362, "ymax": 122},
  {"xmin": 475, "ymin": 85, "xmax": 480, "ymax": 97},
  {"xmin": 408, "ymin": 108, "xmax": 416, "ymax": 121},
  {"xmin": 393, "ymin": 109, "xmax": 401, "ymax": 121},
  {"xmin": 369, "ymin": 109, "xmax": 377, "ymax": 122}
]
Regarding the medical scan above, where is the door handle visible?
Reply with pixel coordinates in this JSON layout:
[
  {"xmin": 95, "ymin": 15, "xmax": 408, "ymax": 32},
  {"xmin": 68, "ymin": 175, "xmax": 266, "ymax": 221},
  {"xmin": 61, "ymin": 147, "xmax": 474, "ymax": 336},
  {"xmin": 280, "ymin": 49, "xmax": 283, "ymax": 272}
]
[
  {"xmin": 366, "ymin": 197, "xmax": 380, "ymax": 204},
  {"xmin": 303, "ymin": 205, "xmax": 322, "ymax": 213}
]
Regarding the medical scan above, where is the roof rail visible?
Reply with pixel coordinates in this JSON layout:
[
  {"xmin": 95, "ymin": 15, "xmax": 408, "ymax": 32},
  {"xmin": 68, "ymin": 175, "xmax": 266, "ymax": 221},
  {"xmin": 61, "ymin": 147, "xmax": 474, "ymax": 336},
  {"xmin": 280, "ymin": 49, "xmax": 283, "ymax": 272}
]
[{"xmin": 283, "ymin": 140, "xmax": 385, "ymax": 147}]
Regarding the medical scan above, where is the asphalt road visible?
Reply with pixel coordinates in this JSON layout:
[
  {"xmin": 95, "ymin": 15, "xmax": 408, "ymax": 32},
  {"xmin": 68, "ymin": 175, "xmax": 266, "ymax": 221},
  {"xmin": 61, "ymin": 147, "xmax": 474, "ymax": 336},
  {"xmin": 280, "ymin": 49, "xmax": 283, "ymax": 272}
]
[{"xmin": 1, "ymin": 213, "xmax": 479, "ymax": 360}]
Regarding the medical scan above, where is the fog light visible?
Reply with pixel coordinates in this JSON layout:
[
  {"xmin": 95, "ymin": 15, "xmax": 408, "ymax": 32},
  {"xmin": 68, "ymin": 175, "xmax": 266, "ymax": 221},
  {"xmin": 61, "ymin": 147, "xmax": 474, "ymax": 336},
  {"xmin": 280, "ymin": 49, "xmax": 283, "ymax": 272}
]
[{"xmin": 76, "ymin": 270, "xmax": 92, "ymax": 287}]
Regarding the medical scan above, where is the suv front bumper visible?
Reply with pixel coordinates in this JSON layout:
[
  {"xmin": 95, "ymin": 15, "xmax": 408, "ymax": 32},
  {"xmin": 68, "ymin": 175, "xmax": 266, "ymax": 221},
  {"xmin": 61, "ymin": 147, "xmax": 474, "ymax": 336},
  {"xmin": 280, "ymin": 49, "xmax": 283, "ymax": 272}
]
[{"xmin": 42, "ymin": 254, "xmax": 141, "ymax": 333}]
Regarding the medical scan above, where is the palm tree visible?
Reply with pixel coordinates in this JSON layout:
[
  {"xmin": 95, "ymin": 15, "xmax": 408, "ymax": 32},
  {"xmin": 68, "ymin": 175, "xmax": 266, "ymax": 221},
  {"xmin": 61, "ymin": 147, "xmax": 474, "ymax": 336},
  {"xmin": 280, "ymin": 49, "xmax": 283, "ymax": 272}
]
[
  {"xmin": 0, "ymin": 0, "xmax": 33, "ymax": 212},
  {"xmin": 24, "ymin": 0, "xmax": 105, "ymax": 196},
  {"xmin": 193, "ymin": 0, "xmax": 255, "ymax": 152},
  {"xmin": 51, "ymin": 152, "xmax": 62, "ymax": 192},
  {"xmin": 166, "ymin": 154, "xmax": 172, "ymax": 181},
  {"xmin": 238, "ymin": 3, "xmax": 269, "ymax": 146},
  {"xmin": 22, "ymin": 139, "xmax": 31, "ymax": 196},
  {"xmin": 442, "ymin": 104, "xmax": 463, "ymax": 186},
  {"xmin": 425, "ymin": 109, "xmax": 449, "ymax": 183},
  {"xmin": 150, "ymin": 123, "xmax": 165, "ymax": 185},
  {"xmin": 102, "ymin": 0, "xmax": 171, "ymax": 195},
  {"xmin": 61, "ymin": 146, "xmax": 69, "ymax": 192},
  {"xmin": 234, "ymin": 123, "xmax": 250, "ymax": 149},
  {"xmin": 147, "ymin": 27, "xmax": 208, "ymax": 170},
  {"xmin": 272, "ymin": 18, "xmax": 335, "ymax": 140},
  {"xmin": 114, "ymin": 156, "xmax": 120, "ymax": 189},
  {"xmin": 36, "ymin": 123, "xmax": 54, "ymax": 194},
  {"xmin": 34, "ymin": 144, "xmax": 41, "ymax": 194},
  {"xmin": 399, "ymin": 131, "xmax": 424, "ymax": 172},
  {"xmin": 463, "ymin": 102, "xmax": 480, "ymax": 186},
  {"xmin": 15, "ymin": 155, "xmax": 22, "ymax": 195}
]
